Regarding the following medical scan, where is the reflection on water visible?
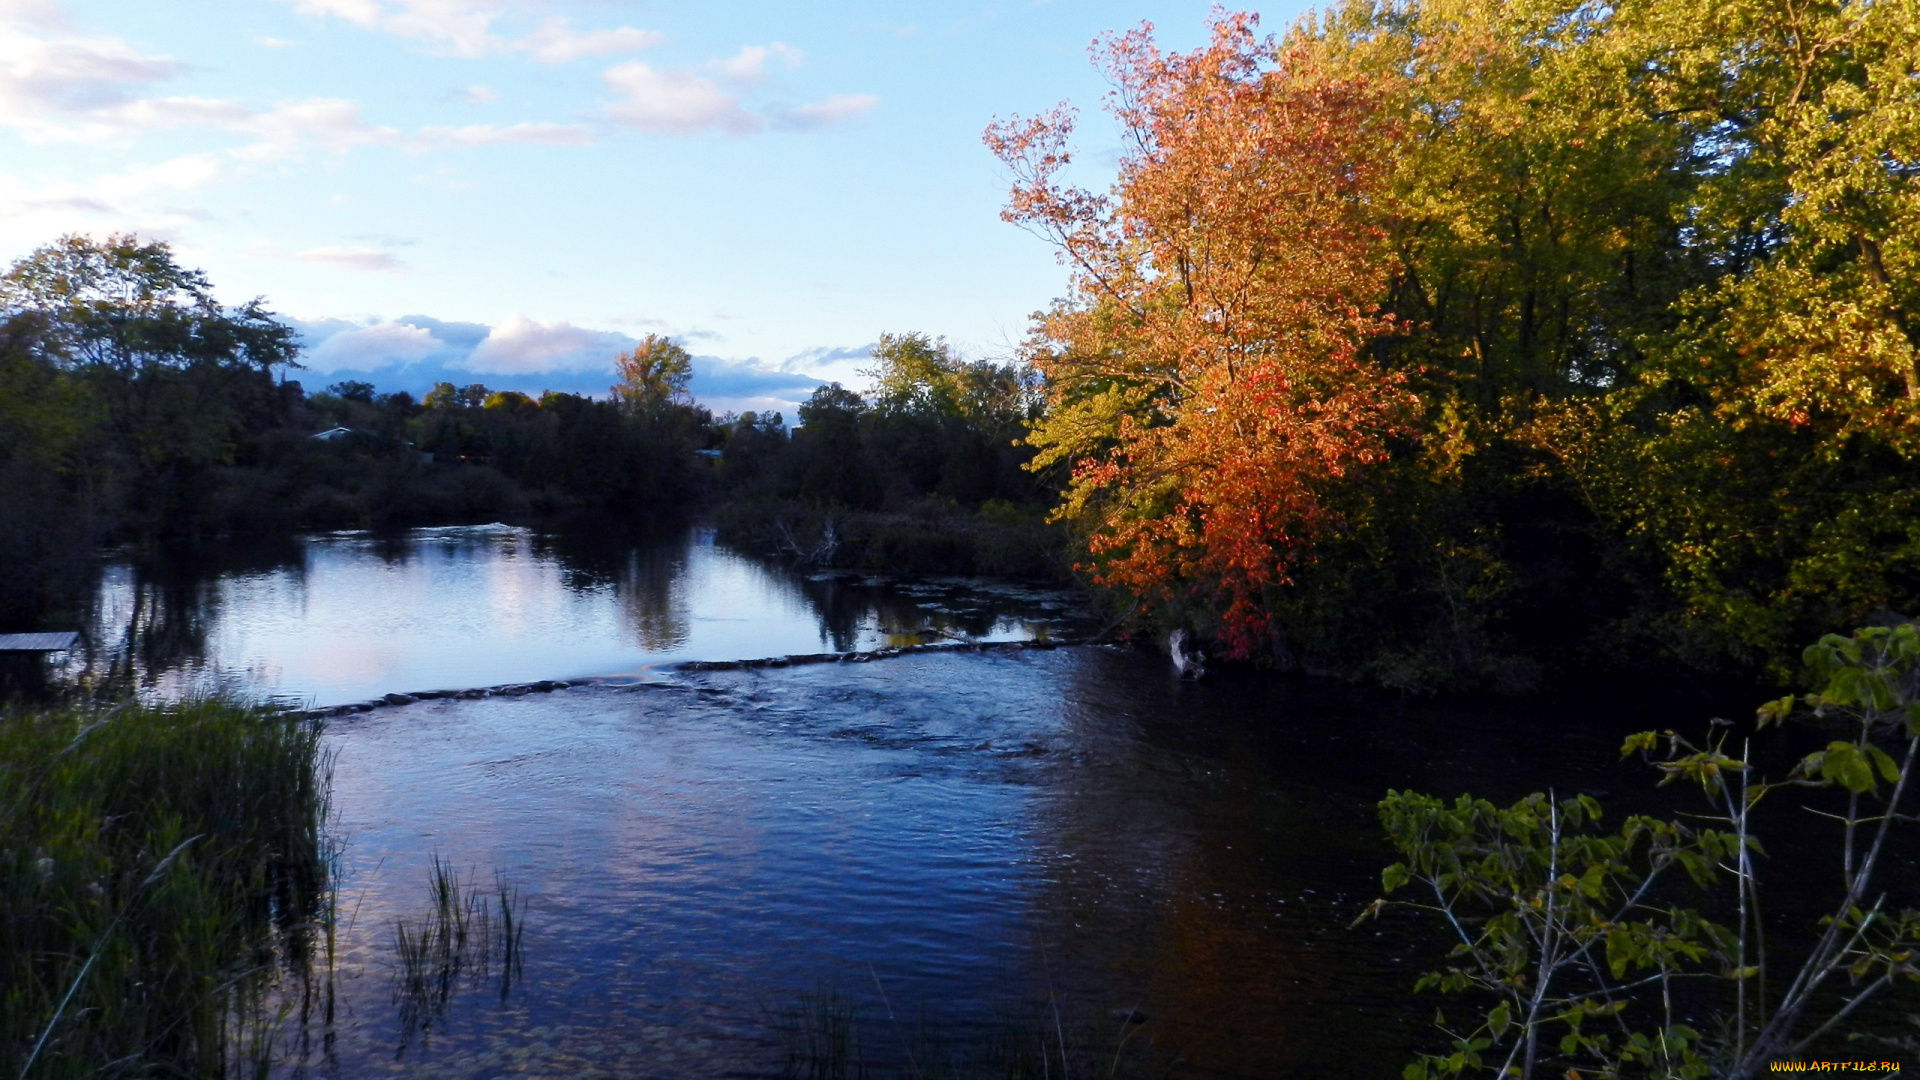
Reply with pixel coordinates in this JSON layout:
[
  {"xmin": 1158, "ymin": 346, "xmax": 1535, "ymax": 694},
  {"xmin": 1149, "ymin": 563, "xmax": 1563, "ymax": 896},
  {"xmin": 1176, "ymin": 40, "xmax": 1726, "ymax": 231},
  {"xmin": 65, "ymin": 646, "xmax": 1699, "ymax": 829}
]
[
  {"xmin": 76, "ymin": 524, "xmax": 1091, "ymax": 707},
  {"xmin": 48, "ymin": 525, "xmax": 1698, "ymax": 1077}
]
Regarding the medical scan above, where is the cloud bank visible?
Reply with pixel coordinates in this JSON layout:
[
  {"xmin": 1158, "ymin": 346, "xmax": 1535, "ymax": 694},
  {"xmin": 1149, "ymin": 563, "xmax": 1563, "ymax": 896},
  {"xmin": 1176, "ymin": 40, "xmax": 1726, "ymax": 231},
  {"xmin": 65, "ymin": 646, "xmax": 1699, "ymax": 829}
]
[{"xmin": 287, "ymin": 313, "xmax": 834, "ymax": 415}]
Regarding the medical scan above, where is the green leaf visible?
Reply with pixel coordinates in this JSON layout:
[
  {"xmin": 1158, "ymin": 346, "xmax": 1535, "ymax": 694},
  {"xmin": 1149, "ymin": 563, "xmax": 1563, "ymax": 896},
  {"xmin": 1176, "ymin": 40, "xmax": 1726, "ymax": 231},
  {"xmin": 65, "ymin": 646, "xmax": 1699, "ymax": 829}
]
[
  {"xmin": 1621, "ymin": 730, "xmax": 1660, "ymax": 756},
  {"xmin": 1822, "ymin": 742, "xmax": 1879, "ymax": 795},
  {"xmin": 1867, "ymin": 743, "xmax": 1902, "ymax": 785},
  {"xmin": 1487, "ymin": 1001, "xmax": 1511, "ymax": 1040},
  {"xmin": 1755, "ymin": 696, "xmax": 1795, "ymax": 729}
]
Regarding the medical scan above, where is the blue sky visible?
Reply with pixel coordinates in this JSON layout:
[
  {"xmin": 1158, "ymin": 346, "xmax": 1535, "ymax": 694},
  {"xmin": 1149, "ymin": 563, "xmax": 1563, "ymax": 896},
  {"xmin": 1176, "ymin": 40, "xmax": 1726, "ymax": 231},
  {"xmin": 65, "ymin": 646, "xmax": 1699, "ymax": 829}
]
[{"xmin": 0, "ymin": 0, "xmax": 1305, "ymax": 414}]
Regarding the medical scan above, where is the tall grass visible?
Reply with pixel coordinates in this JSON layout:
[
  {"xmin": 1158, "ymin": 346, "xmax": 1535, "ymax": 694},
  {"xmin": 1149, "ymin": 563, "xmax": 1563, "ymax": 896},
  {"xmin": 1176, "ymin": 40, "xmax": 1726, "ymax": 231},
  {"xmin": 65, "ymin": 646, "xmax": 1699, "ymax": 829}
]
[{"xmin": 0, "ymin": 698, "xmax": 332, "ymax": 1079}]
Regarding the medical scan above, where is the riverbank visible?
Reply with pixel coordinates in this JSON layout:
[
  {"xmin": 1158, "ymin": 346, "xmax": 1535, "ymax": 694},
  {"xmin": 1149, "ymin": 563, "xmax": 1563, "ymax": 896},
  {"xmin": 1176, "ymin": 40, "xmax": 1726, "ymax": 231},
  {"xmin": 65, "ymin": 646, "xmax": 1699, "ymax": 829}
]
[
  {"xmin": 711, "ymin": 497, "xmax": 1072, "ymax": 581},
  {"xmin": 0, "ymin": 699, "xmax": 331, "ymax": 1078}
]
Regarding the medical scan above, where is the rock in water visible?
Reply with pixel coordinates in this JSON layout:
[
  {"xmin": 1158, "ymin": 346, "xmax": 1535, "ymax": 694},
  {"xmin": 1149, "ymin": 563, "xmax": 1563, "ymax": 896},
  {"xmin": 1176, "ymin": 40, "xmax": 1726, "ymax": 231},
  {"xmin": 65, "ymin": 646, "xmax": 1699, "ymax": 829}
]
[{"xmin": 1168, "ymin": 629, "xmax": 1206, "ymax": 681}]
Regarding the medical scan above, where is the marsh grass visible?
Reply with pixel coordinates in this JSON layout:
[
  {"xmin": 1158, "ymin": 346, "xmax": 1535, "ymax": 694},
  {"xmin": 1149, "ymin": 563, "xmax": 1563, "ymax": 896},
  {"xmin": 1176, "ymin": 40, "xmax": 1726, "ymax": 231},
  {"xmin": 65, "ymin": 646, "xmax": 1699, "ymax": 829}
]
[
  {"xmin": 389, "ymin": 855, "xmax": 527, "ymax": 1052},
  {"xmin": 0, "ymin": 698, "xmax": 333, "ymax": 1079}
]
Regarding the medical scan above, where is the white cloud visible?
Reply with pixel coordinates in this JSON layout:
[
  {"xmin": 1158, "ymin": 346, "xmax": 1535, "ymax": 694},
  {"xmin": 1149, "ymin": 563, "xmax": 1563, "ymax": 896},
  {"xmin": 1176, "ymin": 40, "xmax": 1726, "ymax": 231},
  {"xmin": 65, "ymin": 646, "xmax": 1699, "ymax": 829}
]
[
  {"xmin": 283, "ymin": 0, "xmax": 497, "ymax": 56},
  {"xmin": 292, "ymin": 246, "xmax": 406, "ymax": 273},
  {"xmin": 230, "ymin": 97, "xmax": 399, "ymax": 159},
  {"xmin": 418, "ymin": 121, "xmax": 591, "ymax": 147},
  {"xmin": 454, "ymin": 84, "xmax": 497, "ymax": 104},
  {"xmin": 304, "ymin": 319, "xmax": 437, "ymax": 370},
  {"xmin": 0, "ymin": 28, "xmax": 179, "ymax": 140},
  {"xmin": 777, "ymin": 94, "xmax": 879, "ymax": 131},
  {"xmin": 0, "ymin": 0, "xmax": 71, "ymax": 31},
  {"xmin": 602, "ymin": 61, "xmax": 759, "ymax": 136},
  {"xmin": 253, "ymin": 244, "xmax": 407, "ymax": 273},
  {"xmin": 0, "ymin": 171, "xmax": 206, "ymax": 256},
  {"xmin": 463, "ymin": 313, "xmax": 631, "ymax": 373},
  {"xmin": 257, "ymin": 36, "xmax": 296, "ymax": 48},
  {"xmin": 711, "ymin": 42, "xmax": 800, "ymax": 85},
  {"xmin": 278, "ymin": 1, "xmax": 659, "ymax": 62},
  {"xmin": 0, "ymin": 153, "xmax": 224, "ymax": 251},
  {"xmin": 0, "ymin": 18, "xmax": 393, "ymax": 159},
  {"xmin": 277, "ymin": 311, "xmax": 839, "ymax": 416},
  {"xmin": 93, "ymin": 152, "xmax": 223, "ymax": 199},
  {"xmin": 518, "ymin": 18, "xmax": 662, "ymax": 63}
]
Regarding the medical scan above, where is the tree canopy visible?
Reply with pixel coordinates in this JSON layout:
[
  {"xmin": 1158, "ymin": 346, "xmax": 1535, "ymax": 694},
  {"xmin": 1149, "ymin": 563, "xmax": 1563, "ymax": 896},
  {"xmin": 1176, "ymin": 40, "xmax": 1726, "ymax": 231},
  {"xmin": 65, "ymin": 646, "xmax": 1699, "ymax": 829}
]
[{"xmin": 992, "ymin": 0, "xmax": 1920, "ymax": 686}]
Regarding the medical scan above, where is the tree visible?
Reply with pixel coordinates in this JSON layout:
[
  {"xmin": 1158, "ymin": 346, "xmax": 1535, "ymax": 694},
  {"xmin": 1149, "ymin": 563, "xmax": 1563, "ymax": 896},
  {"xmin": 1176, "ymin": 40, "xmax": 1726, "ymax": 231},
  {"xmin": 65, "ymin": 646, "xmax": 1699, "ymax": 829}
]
[
  {"xmin": 1529, "ymin": 0, "xmax": 1920, "ymax": 674},
  {"xmin": 788, "ymin": 383, "xmax": 873, "ymax": 508},
  {"xmin": 611, "ymin": 334, "xmax": 693, "ymax": 416},
  {"xmin": 0, "ymin": 234, "xmax": 299, "ymax": 532},
  {"xmin": 1365, "ymin": 625, "xmax": 1920, "ymax": 1078},
  {"xmin": 864, "ymin": 332, "xmax": 961, "ymax": 418},
  {"xmin": 987, "ymin": 12, "xmax": 1413, "ymax": 656},
  {"xmin": 2, "ymin": 234, "xmax": 297, "ymax": 379},
  {"xmin": 327, "ymin": 380, "xmax": 375, "ymax": 403}
]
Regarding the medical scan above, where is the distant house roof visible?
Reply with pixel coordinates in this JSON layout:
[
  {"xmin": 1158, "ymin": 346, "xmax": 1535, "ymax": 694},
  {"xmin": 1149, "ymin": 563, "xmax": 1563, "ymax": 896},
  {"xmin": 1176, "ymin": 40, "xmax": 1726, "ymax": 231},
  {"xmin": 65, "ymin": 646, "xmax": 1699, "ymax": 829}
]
[
  {"xmin": 0, "ymin": 632, "xmax": 80, "ymax": 653},
  {"xmin": 310, "ymin": 426, "xmax": 354, "ymax": 440}
]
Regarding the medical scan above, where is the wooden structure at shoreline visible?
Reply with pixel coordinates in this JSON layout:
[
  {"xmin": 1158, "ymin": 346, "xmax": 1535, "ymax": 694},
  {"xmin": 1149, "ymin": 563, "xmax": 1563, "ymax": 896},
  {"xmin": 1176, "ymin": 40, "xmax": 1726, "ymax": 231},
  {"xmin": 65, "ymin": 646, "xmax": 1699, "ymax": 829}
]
[{"xmin": 0, "ymin": 632, "xmax": 81, "ymax": 654}]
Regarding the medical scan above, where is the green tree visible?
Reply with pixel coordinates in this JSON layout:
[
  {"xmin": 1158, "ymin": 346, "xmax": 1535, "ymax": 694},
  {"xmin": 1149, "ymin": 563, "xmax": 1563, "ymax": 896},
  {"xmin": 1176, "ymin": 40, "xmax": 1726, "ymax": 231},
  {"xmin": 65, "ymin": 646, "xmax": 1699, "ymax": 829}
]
[
  {"xmin": 0, "ymin": 234, "xmax": 299, "ymax": 533},
  {"xmin": 864, "ymin": 332, "xmax": 961, "ymax": 419},
  {"xmin": 611, "ymin": 334, "xmax": 693, "ymax": 416},
  {"xmin": 1365, "ymin": 624, "xmax": 1920, "ymax": 1078}
]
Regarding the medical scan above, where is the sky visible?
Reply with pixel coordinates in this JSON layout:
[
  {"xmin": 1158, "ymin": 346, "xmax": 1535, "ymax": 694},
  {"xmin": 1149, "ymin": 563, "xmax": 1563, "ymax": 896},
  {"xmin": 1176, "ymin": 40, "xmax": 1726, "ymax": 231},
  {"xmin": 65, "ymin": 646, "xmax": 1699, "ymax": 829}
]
[{"xmin": 0, "ymin": 0, "xmax": 1308, "ymax": 415}]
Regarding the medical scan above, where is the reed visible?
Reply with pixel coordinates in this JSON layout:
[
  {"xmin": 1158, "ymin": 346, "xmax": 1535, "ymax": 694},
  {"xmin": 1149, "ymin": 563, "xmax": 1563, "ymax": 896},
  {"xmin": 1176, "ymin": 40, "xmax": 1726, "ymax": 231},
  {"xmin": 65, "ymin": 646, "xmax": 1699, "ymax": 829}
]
[
  {"xmin": 389, "ymin": 856, "xmax": 527, "ymax": 1050},
  {"xmin": 0, "ymin": 697, "xmax": 333, "ymax": 1079}
]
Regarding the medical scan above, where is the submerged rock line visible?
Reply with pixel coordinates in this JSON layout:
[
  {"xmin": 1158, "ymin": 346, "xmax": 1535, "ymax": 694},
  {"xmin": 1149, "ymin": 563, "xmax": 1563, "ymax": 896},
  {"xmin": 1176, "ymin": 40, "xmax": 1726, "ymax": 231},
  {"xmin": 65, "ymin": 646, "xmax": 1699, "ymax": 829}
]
[{"xmin": 297, "ymin": 637, "xmax": 1092, "ymax": 719}]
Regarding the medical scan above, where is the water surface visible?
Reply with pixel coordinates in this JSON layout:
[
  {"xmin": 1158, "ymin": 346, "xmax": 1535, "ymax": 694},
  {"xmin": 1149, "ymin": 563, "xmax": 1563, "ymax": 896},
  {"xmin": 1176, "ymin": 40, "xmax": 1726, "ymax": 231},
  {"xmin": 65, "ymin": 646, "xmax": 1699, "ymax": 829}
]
[
  {"xmin": 299, "ymin": 648, "xmax": 1647, "ymax": 1079},
  {"xmin": 70, "ymin": 524, "xmax": 1669, "ymax": 1077},
  {"xmin": 80, "ymin": 524, "xmax": 1089, "ymax": 706}
]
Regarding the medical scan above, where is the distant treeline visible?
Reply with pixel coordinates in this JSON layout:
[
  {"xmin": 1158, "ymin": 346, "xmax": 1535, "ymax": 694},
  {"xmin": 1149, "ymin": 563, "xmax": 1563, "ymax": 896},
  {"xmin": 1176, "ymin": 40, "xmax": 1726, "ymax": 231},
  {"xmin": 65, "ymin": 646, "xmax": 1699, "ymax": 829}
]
[
  {"xmin": 0, "ymin": 237, "xmax": 710, "ymax": 626},
  {"xmin": 712, "ymin": 332, "xmax": 1063, "ymax": 578},
  {"xmin": 0, "ymin": 236, "xmax": 1061, "ymax": 631}
]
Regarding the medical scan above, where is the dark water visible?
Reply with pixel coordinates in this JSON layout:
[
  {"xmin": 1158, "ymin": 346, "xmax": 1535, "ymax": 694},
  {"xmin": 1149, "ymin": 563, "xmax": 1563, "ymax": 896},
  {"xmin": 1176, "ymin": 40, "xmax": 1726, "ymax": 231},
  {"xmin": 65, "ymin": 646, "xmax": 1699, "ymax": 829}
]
[{"xmin": 72, "ymin": 525, "xmax": 1674, "ymax": 1077}]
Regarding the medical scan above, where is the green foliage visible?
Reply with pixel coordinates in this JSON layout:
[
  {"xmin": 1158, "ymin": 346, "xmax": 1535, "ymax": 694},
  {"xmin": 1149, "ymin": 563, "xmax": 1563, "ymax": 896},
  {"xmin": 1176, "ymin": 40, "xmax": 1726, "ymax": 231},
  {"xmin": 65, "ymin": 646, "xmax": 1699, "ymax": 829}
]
[
  {"xmin": 1368, "ymin": 624, "xmax": 1920, "ymax": 1078},
  {"xmin": 0, "ymin": 234, "xmax": 299, "ymax": 536},
  {"xmin": 0, "ymin": 698, "xmax": 332, "ymax": 1078},
  {"xmin": 994, "ymin": 0, "xmax": 1920, "ymax": 686},
  {"xmin": 611, "ymin": 333, "xmax": 693, "ymax": 416},
  {"xmin": 721, "ymin": 336, "xmax": 1047, "ymax": 515},
  {"xmin": 1372, "ymin": 789, "xmax": 1730, "ymax": 1078},
  {"xmin": 713, "ymin": 336, "xmax": 1061, "ymax": 576}
]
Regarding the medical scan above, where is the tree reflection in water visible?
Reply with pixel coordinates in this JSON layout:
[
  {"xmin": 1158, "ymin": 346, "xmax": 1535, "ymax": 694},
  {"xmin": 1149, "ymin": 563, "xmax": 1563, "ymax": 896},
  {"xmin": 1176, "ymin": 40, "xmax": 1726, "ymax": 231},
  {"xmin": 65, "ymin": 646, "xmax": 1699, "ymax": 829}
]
[
  {"xmin": 70, "ymin": 524, "xmax": 1094, "ymax": 705},
  {"xmin": 619, "ymin": 542, "xmax": 689, "ymax": 652}
]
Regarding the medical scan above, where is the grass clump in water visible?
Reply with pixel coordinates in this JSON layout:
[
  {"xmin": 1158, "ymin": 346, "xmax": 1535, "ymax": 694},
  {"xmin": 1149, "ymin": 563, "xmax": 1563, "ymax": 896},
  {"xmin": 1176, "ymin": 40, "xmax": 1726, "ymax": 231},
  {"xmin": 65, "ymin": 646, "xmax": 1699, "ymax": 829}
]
[
  {"xmin": 390, "ymin": 854, "xmax": 527, "ymax": 1052},
  {"xmin": 0, "ymin": 698, "xmax": 332, "ymax": 1079}
]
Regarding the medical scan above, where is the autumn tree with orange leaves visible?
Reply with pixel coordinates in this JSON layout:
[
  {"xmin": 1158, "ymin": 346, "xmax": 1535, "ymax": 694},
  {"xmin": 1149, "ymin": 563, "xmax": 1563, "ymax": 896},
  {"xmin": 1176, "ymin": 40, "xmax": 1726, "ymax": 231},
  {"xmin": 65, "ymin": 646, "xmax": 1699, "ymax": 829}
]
[{"xmin": 986, "ymin": 13, "xmax": 1412, "ymax": 658}]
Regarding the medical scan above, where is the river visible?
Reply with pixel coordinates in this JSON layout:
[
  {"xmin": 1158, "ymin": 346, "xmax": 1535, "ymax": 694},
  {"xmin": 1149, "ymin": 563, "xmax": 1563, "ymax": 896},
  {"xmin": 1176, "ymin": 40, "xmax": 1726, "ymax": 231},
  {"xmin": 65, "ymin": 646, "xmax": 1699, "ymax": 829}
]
[{"xmin": 71, "ymin": 523, "xmax": 1659, "ymax": 1078}]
